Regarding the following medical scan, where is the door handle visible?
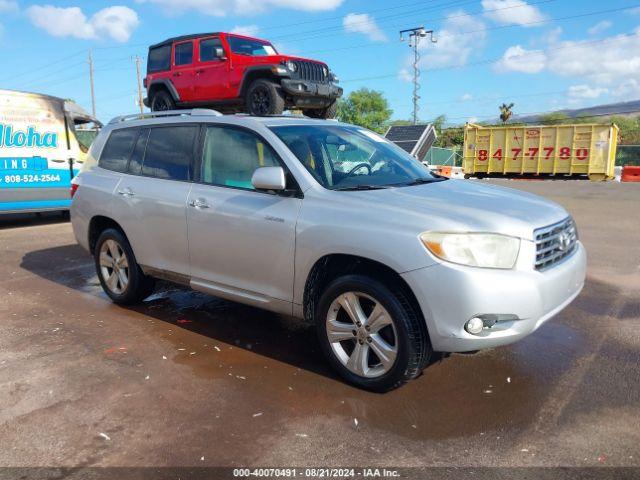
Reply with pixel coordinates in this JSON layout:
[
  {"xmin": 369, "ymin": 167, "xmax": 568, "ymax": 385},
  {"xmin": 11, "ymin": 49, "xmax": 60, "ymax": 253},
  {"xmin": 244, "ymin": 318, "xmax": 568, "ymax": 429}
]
[
  {"xmin": 117, "ymin": 188, "xmax": 135, "ymax": 197},
  {"xmin": 173, "ymin": 72, "xmax": 182, "ymax": 77},
  {"xmin": 195, "ymin": 69, "xmax": 204, "ymax": 74},
  {"xmin": 188, "ymin": 198, "xmax": 210, "ymax": 209}
]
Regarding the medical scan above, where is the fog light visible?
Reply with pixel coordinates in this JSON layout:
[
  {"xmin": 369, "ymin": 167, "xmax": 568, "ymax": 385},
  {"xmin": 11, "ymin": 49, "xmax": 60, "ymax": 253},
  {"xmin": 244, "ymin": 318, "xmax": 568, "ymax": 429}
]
[{"xmin": 465, "ymin": 317, "xmax": 485, "ymax": 335}]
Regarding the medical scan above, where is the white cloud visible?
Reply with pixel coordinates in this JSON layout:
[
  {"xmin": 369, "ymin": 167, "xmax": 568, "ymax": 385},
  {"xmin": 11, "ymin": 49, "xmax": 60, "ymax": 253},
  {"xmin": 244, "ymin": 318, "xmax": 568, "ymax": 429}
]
[
  {"xmin": 497, "ymin": 28, "xmax": 640, "ymax": 104},
  {"xmin": 145, "ymin": 0, "xmax": 342, "ymax": 16},
  {"xmin": 0, "ymin": 0, "xmax": 18, "ymax": 13},
  {"xmin": 545, "ymin": 29, "xmax": 640, "ymax": 85},
  {"xmin": 461, "ymin": 93, "xmax": 473, "ymax": 101},
  {"xmin": 482, "ymin": 0, "xmax": 546, "ymax": 26},
  {"xmin": 495, "ymin": 45, "xmax": 546, "ymax": 73},
  {"xmin": 613, "ymin": 79, "xmax": 640, "ymax": 99},
  {"xmin": 588, "ymin": 20, "xmax": 612, "ymax": 36},
  {"xmin": 343, "ymin": 13, "xmax": 387, "ymax": 42},
  {"xmin": 398, "ymin": 68, "xmax": 412, "ymax": 82},
  {"xmin": 230, "ymin": 25, "xmax": 260, "ymax": 37},
  {"xmin": 415, "ymin": 10, "xmax": 486, "ymax": 68},
  {"xmin": 26, "ymin": 5, "xmax": 139, "ymax": 42},
  {"xmin": 567, "ymin": 85, "xmax": 608, "ymax": 99}
]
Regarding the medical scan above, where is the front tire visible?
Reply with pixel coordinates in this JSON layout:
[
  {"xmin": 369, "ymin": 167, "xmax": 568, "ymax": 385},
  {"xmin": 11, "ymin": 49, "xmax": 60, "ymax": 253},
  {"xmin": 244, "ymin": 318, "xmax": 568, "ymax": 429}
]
[
  {"xmin": 316, "ymin": 275, "xmax": 431, "ymax": 392},
  {"xmin": 304, "ymin": 101, "xmax": 338, "ymax": 119},
  {"xmin": 94, "ymin": 229, "xmax": 155, "ymax": 305},
  {"xmin": 246, "ymin": 79, "xmax": 284, "ymax": 116}
]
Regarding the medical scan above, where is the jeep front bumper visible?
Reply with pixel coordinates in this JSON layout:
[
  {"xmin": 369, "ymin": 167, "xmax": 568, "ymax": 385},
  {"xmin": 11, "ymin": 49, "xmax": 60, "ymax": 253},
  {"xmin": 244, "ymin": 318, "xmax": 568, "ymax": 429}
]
[{"xmin": 281, "ymin": 79, "xmax": 343, "ymax": 107}]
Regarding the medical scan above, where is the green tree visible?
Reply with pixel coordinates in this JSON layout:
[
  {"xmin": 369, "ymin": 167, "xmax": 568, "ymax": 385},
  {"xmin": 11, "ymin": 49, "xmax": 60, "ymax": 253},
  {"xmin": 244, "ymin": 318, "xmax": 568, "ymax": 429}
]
[
  {"xmin": 499, "ymin": 103, "xmax": 515, "ymax": 124},
  {"xmin": 336, "ymin": 88, "xmax": 392, "ymax": 133}
]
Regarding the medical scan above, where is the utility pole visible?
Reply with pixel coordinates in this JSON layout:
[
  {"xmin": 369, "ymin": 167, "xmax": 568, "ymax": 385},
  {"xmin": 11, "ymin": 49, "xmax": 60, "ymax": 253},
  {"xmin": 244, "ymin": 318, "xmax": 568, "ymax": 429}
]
[
  {"xmin": 399, "ymin": 27, "xmax": 436, "ymax": 125},
  {"xmin": 134, "ymin": 55, "xmax": 144, "ymax": 113},
  {"xmin": 88, "ymin": 50, "xmax": 96, "ymax": 118}
]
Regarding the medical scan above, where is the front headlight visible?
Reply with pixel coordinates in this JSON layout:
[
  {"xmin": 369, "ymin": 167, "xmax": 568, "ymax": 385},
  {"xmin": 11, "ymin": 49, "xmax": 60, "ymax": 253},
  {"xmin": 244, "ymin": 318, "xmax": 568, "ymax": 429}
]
[
  {"xmin": 420, "ymin": 232, "xmax": 520, "ymax": 269},
  {"xmin": 285, "ymin": 60, "xmax": 297, "ymax": 72}
]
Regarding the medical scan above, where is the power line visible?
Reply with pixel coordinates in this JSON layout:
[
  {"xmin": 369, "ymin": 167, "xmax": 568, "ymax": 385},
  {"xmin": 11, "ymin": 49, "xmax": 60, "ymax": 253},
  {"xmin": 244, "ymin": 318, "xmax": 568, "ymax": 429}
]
[
  {"xmin": 340, "ymin": 30, "xmax": 640, "ymax": 83},
  {"xmin": 269, "ymin": 0, "xmax": 556, "ymax": 42}
]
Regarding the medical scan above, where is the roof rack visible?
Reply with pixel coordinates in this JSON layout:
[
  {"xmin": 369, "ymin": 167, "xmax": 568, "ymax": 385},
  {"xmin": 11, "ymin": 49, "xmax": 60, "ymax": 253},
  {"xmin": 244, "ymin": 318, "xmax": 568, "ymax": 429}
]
[{"xmin": 108, "ymin": 108, "xmax": 223, "ymax": 125}]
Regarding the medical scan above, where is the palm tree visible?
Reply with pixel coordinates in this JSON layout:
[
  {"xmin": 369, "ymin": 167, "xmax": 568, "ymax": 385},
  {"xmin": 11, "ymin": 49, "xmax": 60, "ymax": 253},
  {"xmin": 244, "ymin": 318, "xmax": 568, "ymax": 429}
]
[{"xmin": 499, "ymin": 103, "xmax": 515, "ymax": 124}]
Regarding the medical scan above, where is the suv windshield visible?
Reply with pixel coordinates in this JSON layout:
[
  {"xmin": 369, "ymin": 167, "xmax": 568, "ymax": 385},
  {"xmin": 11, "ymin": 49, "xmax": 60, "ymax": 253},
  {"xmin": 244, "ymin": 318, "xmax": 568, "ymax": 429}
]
[
  {"xmin": 227, "ymin": 36, "xmax": 277, "ymax": 56},
  {"xmin": 270, "ymin": 125, "xmax": 441, "ymax": 190}
]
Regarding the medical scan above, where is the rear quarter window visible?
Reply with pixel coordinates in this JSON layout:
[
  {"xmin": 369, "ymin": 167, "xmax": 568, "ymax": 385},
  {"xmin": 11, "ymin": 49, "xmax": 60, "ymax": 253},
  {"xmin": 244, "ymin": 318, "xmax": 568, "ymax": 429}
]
[
  {"xmin": 99, "ymin": 128, "xmax": 138, "ymax": 172},
  {"xmin": 148, "ymin": 45, "xmax": 171, "ymax": 72}
]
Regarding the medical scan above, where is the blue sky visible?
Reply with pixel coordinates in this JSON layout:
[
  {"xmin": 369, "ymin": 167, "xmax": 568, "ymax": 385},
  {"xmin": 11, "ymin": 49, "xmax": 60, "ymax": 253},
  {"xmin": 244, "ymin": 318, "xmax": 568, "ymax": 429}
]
[{"xmin": 1, "ymin": 0, "xmax": 639, "ymax": 124}]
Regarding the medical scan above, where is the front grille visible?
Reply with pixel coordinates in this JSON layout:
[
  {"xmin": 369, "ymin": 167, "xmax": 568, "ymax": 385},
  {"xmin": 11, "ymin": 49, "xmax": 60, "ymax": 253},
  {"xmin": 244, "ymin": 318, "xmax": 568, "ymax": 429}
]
[
  {"xmin": 534, "ymin": 217, "xmax": 578, "ymax": 270},
  {"xmin": 292, "ymin": 61, "xmax": 327, "ymax": 83}
]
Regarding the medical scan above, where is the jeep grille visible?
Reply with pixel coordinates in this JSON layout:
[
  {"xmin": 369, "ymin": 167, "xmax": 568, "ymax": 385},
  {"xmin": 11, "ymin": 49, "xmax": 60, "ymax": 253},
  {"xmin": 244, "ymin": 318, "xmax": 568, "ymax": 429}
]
[
  {"xmin": 292, "ymin": 61, "xmax": 327, "ymax": 83},
  {"xmin": 534, "ymin": 217, "xmax": 578, "ymax": 271}
]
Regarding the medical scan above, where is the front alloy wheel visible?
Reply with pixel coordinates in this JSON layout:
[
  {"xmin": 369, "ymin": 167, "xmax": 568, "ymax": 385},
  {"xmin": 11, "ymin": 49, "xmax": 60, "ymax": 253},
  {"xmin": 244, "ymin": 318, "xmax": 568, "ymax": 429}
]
[
  {"xmin": 326, "ymin": 292, "xmax": 398, "ymax": 378},
  {"xmin": 316, "ymin": 274, "xmax": 430, "ymax": 392}
]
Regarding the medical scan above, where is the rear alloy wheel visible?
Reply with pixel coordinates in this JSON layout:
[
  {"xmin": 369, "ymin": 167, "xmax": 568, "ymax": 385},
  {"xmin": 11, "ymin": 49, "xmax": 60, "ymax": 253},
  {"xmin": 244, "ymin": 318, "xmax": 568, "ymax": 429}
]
[
  {"xmin": 150, "ymin": 89, "xmax": 175, "ymax": 112},
  {"xmin": 316, "ymin": 274, "xmax": 430, "ymax": 392},
  {"xmin": 246, "ymin": 79, "xmax": 284, "ymax": 116},
  {"xmin": 94, "ymin": 229, "xmax": 155, "ymax": 304}
]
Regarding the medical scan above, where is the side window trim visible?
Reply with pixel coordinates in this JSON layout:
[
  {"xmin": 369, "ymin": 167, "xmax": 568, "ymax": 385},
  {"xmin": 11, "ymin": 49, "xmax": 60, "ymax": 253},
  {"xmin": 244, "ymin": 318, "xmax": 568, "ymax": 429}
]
[
  {"xmin": 127, "ymin": 128, "xmax": 149, "ymax": 176},
  {"xmin": 194, "ymin": 123, "xmax": 302, "ymax": 197}
]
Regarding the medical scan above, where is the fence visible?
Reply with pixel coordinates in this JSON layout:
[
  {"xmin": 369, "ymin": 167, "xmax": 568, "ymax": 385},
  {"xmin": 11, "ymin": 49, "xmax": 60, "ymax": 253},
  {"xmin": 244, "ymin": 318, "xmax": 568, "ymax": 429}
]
[
  {"xmin": 617, "ymin": 145, "xmax": 640, "ymax": 166},
  {"xmin": 423, "ymin": 146, "xmax": 462, "ymax": 167}
]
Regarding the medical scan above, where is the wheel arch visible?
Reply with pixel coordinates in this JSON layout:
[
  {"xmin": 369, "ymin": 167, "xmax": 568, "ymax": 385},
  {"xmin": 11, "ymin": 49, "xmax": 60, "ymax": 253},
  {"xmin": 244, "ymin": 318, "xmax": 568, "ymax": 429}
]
[
  {"xmin": 302, "ymin": 254, "xmax": 426, "ymax": 330},
  {"xmin": 88, "ymin": 215, "xmax": 129, "ymax": 255},
  {"xmin": 239, "ymin": 67, "xmax": 282, "ymax": 98},
  {"xmin": 147, "ymin": 79, "xmax": 180, "ymax": 103}
]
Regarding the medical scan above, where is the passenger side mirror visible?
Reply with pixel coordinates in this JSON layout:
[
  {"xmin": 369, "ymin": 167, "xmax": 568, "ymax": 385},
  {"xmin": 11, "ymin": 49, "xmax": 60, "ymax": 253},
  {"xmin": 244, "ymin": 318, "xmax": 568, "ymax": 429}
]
[
  {"xmin": 215, "ymin": 47, "xmax": 227, "ymax": 60},
  {"xmin": 251, "ymin": 166, "xmax": 286, "ymax": 192}
]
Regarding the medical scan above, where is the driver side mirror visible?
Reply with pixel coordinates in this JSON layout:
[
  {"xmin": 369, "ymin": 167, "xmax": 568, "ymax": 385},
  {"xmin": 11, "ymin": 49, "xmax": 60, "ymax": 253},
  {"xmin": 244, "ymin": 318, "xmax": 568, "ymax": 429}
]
[
  {"xmin": 251, "ymin": 166, "xmax": 286, "ymax": 192},
  {"xmin": 215, "ymin": 47, "xmax": 227, "ymax": 60}
]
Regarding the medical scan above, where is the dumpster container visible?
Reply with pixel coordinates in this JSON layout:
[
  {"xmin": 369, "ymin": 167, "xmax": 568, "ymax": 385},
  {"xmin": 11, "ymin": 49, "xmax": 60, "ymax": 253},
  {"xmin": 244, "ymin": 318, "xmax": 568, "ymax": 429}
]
[{"xmin": 463, "ymin": 123, "xmax": 619, "ymax": 181}]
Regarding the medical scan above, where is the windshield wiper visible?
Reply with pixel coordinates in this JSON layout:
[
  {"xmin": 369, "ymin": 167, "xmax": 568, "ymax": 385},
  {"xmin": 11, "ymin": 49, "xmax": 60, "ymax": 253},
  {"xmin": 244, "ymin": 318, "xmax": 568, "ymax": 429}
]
[
  {"xmin": 401, "ymin": 177, "xmax": 447, "ymax": 186},
  {"xmin": 334, "ymin": 184, "xmax": 390, "ymax": 191}
]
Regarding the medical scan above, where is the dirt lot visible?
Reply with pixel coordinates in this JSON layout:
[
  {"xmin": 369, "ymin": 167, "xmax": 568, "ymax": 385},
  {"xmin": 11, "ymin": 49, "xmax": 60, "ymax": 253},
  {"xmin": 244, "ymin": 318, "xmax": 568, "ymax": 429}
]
[{"xmin": 0, "ymin": 180, "xmax": 639, "ymax": 477}]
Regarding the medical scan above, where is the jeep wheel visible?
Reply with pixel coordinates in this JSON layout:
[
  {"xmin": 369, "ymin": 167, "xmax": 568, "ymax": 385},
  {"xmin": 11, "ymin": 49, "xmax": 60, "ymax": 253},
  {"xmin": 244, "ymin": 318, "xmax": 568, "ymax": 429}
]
[
  {"xmin": 304, "ymin": 101, "xmax": 338, "ymax": 119},
  {"xmin": 316, "ymin": 274, "xmax": 431, "ymax": 392},
  {"xmin": 246, "ymin": 79, "xmax": 284, "ymax": 116},
  {"xmin": 150, "ymin": 90, "xmax": 175, "ymax": 112}
]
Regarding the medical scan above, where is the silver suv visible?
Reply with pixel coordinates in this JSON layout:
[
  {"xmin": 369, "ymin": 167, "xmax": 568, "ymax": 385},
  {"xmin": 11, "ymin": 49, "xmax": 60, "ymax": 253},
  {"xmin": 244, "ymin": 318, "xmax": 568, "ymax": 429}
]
[{"xmin": 71, "ymin": 109, "xmax": 586, "ymax": 391}]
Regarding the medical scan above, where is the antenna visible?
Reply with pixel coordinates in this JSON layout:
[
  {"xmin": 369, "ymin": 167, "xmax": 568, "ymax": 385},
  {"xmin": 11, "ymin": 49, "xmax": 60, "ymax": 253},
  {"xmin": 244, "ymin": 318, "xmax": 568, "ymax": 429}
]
[{"xmin": 399, "ymin": 27, "xmax": 437, "ymax": 125}]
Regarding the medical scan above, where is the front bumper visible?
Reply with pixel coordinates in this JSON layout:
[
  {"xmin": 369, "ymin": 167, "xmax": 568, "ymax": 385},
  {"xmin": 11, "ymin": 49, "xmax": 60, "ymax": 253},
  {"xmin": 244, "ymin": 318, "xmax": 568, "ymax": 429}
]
[
  {"xmin": 281, "ymin": 79, "xmax": 343, "ymax": 107},
  {"xmin": 401, "ymin": 242, "xmax": 587, "ymax": 352}
]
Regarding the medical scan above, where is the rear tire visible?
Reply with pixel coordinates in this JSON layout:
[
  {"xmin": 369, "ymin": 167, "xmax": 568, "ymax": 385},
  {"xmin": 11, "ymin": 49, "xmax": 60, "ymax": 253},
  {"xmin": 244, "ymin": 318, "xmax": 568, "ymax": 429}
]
[
  {"xmin": 94, "ymin": 229, "xmax": 155, "ymax": 305},
  {"xmin": 246, "ymin": 79, "xmax": 284, "ymax": 116},
  {"xmin": 304, "ymin": 101, "xmax": 338, "ymax": 119},
  {"xmin": 150, "ymin": 89, "xmax": 175, "ymax": 112},
  {"xmin": 315, "ymin": 274, "xmax": 431, "ymax": 392}
]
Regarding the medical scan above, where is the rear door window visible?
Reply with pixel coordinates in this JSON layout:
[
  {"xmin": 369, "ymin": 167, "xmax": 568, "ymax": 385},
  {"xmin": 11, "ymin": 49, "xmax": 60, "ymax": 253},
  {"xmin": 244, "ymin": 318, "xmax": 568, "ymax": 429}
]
[
  {"xmin": 148, "ymin": 45, "xmax": 171, "ymax": 72},
  {"xmin": 141, "ymin": 126, "xmax": 198, "ymax": 181},
  {"xmin": 99, "ymin": 128, "xmax": 138, "ymax": 172},
  {"xmin": 174, "ymin": 42, "xmax": 193, "ymax": 66}
]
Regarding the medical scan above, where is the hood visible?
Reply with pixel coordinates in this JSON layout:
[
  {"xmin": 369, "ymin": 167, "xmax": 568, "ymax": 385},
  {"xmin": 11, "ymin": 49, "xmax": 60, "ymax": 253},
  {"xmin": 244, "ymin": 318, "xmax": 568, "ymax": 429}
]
[{"xmin": 335, "ymin": 179, "xmax": 569, "ymax": 241}]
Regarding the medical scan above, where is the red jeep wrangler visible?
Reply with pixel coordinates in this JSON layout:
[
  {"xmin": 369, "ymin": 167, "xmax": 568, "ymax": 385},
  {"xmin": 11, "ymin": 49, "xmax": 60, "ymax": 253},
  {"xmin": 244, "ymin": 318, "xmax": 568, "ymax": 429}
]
[{"xmin": 144, "ymin": 32, "xmax": 343, "ymax": 118}]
